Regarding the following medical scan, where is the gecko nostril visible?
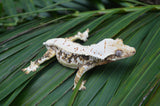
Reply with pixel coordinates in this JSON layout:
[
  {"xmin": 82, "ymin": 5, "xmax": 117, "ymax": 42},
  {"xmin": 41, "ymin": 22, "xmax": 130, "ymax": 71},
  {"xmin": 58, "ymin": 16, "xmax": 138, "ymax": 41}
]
[
  {"xmin": 131, "ymin": 51, "xmax": 136, "ymax": 55},
  {"xmin": 132, "ymin": 51, "xmax": 136, "ymax": 54}
]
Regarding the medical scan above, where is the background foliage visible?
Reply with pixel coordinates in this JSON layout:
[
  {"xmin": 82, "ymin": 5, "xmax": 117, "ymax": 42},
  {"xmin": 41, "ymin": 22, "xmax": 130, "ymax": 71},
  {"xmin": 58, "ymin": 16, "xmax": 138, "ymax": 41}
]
[{"xmin": 0, "ymin": 0, "xmax": 160, "ymax": 105}]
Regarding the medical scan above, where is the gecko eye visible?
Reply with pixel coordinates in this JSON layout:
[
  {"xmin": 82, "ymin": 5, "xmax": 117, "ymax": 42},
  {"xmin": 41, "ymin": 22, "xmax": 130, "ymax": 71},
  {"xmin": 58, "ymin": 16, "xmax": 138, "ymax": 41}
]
[{"xmin": 115, "ymin": 50, "xmax": 122, "ymax": 57}]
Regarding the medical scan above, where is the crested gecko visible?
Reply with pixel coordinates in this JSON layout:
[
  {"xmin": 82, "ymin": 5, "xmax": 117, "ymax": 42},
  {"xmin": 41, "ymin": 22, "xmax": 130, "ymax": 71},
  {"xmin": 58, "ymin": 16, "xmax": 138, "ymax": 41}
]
[{"xmin": 22, "ymin": 29, "xmax": 136, "ymax": 90}]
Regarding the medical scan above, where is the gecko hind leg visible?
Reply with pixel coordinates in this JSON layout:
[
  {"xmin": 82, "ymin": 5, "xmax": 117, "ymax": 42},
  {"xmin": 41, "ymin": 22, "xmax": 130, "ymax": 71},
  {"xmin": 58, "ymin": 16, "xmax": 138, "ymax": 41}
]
[
  {"xmin": 72, "ymin": 64, "xmax": 95, "ymax": 91},
  {"xmin": 22, "ymin": 49, "xmax": 55, "ymax": 74},
  {"xmin": 67, "ymin": 29, "xmax": 89, "ymax": 42}
]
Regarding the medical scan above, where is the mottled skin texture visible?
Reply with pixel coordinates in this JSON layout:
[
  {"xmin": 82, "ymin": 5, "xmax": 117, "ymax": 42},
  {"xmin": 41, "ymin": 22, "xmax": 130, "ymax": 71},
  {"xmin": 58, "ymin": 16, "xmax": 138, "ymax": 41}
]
[{"xmin": 22, "ymin": 29, "xmax": 136, "ymax": 90}]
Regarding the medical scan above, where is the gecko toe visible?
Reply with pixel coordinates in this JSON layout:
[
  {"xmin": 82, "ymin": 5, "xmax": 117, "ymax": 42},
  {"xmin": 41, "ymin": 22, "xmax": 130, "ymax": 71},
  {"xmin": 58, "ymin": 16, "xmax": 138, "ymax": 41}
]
[{"xmin": 79, "ymin": 86, "xmax": 86, "ymax": 91}]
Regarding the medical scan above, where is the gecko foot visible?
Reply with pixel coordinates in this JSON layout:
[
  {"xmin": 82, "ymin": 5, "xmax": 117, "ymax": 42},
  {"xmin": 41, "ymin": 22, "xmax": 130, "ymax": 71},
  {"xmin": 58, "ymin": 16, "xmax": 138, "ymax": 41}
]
[
  {"xmin": 22, "ymin": 61, "xmax": 39, "ymax": 74},
  {"xmin": 77, "ymin": 29, "xmax": 89, "ymax": 42},
  {"xmin": 79, "ymin": 80, "xmax": 86, "ymax": 90},
  {"xmin": 72, "ymin": 80, "xmax": 86, "ymax": 91}
]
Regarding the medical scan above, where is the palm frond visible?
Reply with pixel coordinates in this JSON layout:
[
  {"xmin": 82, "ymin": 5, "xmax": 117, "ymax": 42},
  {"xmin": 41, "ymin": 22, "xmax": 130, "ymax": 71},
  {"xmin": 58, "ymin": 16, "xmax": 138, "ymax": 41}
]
[{"xmin": 0, "ymin": 3, "xmax": 159, "ymax": 106}]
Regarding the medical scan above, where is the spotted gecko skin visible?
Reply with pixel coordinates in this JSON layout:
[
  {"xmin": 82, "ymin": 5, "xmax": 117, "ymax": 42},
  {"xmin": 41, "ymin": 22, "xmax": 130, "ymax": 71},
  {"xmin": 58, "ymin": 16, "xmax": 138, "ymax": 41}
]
[
  {"xmin": 53, "ymin": 46, "xmax": 102, "ymax": 68},
  {"xmin": 22, "ymin": 29, "xmax": 136, "ymax": 90}
]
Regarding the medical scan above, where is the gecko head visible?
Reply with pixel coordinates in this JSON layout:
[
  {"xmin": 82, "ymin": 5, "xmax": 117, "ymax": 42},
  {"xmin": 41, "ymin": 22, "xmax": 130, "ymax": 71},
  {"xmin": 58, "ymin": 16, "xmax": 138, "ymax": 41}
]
[{"xmin": 108, "ymin": 38, "xmax": 136, "ymax": 61}]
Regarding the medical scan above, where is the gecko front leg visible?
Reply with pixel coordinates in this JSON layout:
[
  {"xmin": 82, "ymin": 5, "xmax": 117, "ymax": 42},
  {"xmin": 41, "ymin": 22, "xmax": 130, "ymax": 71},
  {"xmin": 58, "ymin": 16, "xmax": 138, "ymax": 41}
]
[
  {"xmin": 22, "ymin": 49, "xmax": 55, "ymax": 74},
  {"xmin": 73, "ymin": 64, "xmax": 95, "ymax": 90}
]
